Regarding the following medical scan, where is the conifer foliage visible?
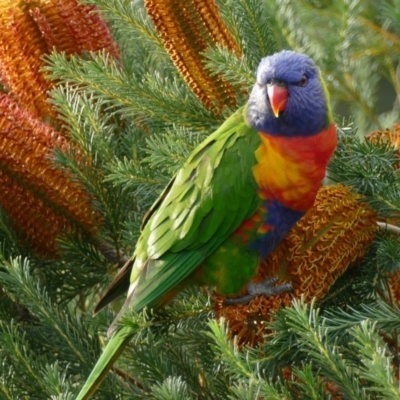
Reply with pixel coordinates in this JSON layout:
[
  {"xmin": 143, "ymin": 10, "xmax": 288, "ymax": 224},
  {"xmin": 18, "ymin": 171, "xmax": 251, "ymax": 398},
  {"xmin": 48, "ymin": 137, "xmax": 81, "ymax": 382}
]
[{"xmin": 0, "ymin": 0, "xmax": 399, "ymax": 399}]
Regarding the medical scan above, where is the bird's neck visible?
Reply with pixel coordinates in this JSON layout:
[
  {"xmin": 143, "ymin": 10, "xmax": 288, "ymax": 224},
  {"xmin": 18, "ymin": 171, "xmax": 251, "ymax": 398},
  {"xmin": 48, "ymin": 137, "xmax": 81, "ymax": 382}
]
[{"xmin": 252, "ymin": 123, "xmax": 337, "ymax": 211}]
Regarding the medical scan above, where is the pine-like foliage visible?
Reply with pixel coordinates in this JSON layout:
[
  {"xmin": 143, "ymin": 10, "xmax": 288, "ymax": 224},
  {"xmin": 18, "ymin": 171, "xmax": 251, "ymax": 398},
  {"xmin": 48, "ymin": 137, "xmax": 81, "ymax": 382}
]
[
  {"xmin": 265, "ymin": 0, "xmax": 400, "ymax": 133},
  {"xmin": 0, "ymin": 1, "xmax": 399, "ymax": 399}
]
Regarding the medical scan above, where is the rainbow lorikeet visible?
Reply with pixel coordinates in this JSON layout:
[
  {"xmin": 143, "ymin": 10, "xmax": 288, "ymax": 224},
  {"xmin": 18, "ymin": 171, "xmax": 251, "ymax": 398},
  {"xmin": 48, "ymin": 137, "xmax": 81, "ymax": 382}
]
[{"xmin": 77, "ymin": 50, "xmax": 337, "ymax": 399}]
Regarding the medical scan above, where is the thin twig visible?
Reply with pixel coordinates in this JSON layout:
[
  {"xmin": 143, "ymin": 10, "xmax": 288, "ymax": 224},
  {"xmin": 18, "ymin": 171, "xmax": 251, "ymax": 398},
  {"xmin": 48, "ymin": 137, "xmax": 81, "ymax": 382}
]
[
  {"xmin": 113, "ymin": 366, "xmax": 146, "ymax": 391},
  {"xmin": 377, "ymin": 222, "xmax": 400, "ymax": 235}
]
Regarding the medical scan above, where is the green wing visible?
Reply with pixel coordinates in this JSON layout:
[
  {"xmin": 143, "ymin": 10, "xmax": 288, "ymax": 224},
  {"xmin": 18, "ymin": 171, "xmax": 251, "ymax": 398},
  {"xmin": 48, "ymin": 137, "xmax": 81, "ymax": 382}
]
[
  {"xmin": 77, "ymin": 106, "xmax": 262, "ymax": 400},
  {"xmin": 127, "ymin": 105, "xmax": 262, "ymax": 312}
]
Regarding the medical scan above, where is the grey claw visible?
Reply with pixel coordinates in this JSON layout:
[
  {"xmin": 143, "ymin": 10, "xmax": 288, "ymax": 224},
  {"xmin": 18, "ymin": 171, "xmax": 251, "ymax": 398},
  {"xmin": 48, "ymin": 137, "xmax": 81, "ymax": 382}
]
[
  {"xmin": 222, "ymin": 294, "xmax": 255, "ymax": 306},
  {"xmin": 247, "ymin": 277, "xmax": 279, "ymax": 295},
  {"xmin": 222, "ymin": 277, "xmax": 293, "ymax": 306}
]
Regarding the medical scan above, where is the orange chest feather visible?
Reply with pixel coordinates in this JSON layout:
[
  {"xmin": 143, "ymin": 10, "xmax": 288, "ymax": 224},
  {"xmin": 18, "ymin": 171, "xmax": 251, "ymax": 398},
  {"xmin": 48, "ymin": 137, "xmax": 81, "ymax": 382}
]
[{"xmin": 253, "ymin": 124, "xmax": 337, "ymax": 211}]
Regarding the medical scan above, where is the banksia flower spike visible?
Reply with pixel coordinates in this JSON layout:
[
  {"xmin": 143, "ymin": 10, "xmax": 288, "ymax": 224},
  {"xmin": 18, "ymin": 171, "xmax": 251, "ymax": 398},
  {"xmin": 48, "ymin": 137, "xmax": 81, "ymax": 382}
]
[
  {"xmin": 0, "ymin": 0, "xmax": 55, "ymax": 120},
  {"xmin": 367, "ymin": 124, "xmax": 400, "ymax": 170},
  {"xmin": 366, "ymin": 125, "xmax": 400, "ymax": 305},
  {"xmin": 0, "ymin": 94, "xmax": 101, "ymax": 256},
  {"xmin": 0, "ymin": 0, "xmax": 119, "ymax": 255},
  {"xmin": 0, "ymin": 0, "xmax": 119, "ymax": 121},
  {"xmin": 145, "ymin": 0, "xmax": 241, "ymax": 113},
  {"xmin": 389, "ymin": 273, "xmax": 400, "ymax": 304},
  {"xmin": 214, "ymin": 185, "xmax": 377, "ymax": 347},
  {"xmin": 366, "ymin": 123, "xmax": 400, "ymax": 154},
  {"xmin": 28, "ymin": 0, "xmax": 120, "ymax": 58}
]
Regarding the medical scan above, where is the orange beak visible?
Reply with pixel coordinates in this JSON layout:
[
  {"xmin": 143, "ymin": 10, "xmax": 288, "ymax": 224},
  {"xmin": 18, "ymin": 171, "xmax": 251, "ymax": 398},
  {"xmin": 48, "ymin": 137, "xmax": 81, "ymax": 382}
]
[{"xmin": 267, "ymin": 83, "xmax": 288, "ymax": 118}]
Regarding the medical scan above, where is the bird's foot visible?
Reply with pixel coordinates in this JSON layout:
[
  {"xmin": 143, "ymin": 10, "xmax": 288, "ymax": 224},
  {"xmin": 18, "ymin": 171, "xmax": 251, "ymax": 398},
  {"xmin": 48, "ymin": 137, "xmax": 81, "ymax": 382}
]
[{"xmin": 222, "ymin": 277, "xmax": 293, "ymax": 306}]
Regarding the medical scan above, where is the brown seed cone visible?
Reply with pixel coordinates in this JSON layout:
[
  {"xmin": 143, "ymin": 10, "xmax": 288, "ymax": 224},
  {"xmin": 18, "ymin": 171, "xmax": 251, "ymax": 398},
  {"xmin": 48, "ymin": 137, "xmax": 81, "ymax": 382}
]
[
  {"xmin": 0, "ymin": 0, "xmax": 56, "ymax": 120},
  {"xmin": 366, "ymin": 124, "xmax": 400, "ymax": 152},
  {"xmin": 0, "ymin": 0, "xmax": 119, "ymax": 121},
  {"xmin": 145, "ymin": 0, "xmax": 241, "ymax": 114},
  {"xmin": 389, "ymin": 272, "xmax": 400, "ymax": 304},
  {"xmin": 28, "ymin": 0, "xmax": 120, "ymax": 59},
  {"xmin": 0, "ymin": 0, "xmax": 118, "ymax": 255},
  {"xmin": 214, "ymin": 184, "xmax": 377, "ymax": 347},
  {"xmin": 0, "ymin": 94, "xmax": 101, "ymax": 256},
  {"xmin": 366, "ymin": 123, "xmax": 400, "ymax": 170},
  {"xmin": 366, "ymin": 125, "xmax": 400, "ymax": 307}
]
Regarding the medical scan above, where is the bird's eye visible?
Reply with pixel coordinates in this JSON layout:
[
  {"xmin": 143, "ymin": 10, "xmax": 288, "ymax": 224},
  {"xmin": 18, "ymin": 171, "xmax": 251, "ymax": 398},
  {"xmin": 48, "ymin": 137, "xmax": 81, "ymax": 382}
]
[
  {"xmin": 266, "ymin": 79, "xmax": 273, "ymax": 85},
  {"xmin": 298, "ymin": 75, "xmax": 308, "ymax": 87}
]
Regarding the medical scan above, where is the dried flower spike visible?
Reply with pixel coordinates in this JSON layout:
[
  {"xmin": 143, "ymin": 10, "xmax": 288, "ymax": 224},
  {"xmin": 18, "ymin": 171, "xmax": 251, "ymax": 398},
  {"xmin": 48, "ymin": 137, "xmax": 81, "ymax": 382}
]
[
  {"xmin": 366, "ymin": 124, "xmax": 400, "ymax": 169},
  {"xmin": 0, "ymin": 94, "xmax": 101, "ymax": 256},
  {"xmin": 367, "ymin": 124, "xmax": 400, "ymax": 305},
  {"xmin": 214, "ymin": 184, "xmax": 377, "ymax": 347},
  {"xmin": 367, "ymin": 123, "xmax": 400, "ymax": 150},
  {"xmin": 28, "ymin": 0, "xmax": 120, "ymax": 58},
  {"xmin": 0, "ymin": 0, "xmax": 55, "ymax": 119},
  {"xmin": 145, "ymin": 0, "xmax": 240, "ymax": 113},
  {"xmin": 0, "ymin": 0, "xmax": 119, "ymax": 121}
]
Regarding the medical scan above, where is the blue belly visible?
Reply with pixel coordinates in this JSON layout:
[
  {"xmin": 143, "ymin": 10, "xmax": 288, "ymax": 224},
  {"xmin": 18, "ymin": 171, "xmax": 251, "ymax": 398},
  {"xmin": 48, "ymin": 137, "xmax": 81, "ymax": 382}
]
[{"xmin": 251, "ymin": 200, "xmax": 304, "ymax": 259}]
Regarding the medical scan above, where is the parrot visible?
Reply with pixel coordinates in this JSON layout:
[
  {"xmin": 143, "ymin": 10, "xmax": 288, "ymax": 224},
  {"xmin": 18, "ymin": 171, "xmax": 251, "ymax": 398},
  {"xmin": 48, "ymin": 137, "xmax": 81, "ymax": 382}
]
[{"xmin": 76, "ymin": 50, "xmax": 337, "ymax": 399}]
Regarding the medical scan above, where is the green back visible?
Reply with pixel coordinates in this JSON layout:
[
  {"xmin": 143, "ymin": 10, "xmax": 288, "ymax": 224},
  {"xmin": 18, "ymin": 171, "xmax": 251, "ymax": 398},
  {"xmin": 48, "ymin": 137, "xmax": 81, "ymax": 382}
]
[{"xmin": 127, "ymin": 105, "xmax": 262, "ymax": 311}]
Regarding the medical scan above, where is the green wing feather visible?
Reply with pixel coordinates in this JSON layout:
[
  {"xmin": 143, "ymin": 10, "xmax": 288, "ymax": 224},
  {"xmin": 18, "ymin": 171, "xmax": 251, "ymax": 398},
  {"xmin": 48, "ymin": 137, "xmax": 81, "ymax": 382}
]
[
  {"xmin": 93, "ymin": 258, "xmax": 133, "ymax": 314},
  {"xmin": 127, "ymin": 105, "xmax": 261, "ymax": 311},
  {"xmin": 77, "ymin": 105, "xmax": 262, "ymax": 400}
]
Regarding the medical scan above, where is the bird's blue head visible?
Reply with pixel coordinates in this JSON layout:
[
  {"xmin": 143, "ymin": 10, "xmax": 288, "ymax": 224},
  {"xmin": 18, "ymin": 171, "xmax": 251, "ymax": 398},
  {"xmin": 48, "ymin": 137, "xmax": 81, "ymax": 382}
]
[{"xmin": 246, "ymin": 50, "xmax": 332, "ymax": 137}]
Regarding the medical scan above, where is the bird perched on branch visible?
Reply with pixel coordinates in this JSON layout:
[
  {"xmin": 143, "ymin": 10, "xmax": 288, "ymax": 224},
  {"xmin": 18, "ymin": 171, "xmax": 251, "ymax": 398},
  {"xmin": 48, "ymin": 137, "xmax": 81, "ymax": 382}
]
[{"xmin": 77, "ymin": 50, "xmax": 337, "ymax": 399}]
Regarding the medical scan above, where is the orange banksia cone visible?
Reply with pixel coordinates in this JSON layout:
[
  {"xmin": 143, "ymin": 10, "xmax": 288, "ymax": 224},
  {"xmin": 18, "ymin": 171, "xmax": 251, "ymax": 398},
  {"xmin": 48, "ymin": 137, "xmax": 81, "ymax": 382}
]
[
  {"xmin": 214, "ymin": 184, "xmax": 377, "ymax": 347},
  {"xmin": 145, "ymin": 0, "xmax": 240, "ymax": 113},
  {"xmin": 0, "ymin": 94, "xmax": 101, "ymax": 256},
  {"xmin": 366, "ymin": 125, "xmax": 400, "ymax": 306},
  {"xmin": 0, "ymin": 0, "xmax": 119, "ymax": 121}
]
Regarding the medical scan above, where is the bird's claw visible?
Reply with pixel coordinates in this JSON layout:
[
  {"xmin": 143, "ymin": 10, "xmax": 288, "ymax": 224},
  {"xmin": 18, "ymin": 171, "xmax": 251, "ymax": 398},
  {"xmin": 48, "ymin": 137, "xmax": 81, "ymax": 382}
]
[{"xmin": 222, "ymin": 277, "xmax": 293, "ymax": 306}]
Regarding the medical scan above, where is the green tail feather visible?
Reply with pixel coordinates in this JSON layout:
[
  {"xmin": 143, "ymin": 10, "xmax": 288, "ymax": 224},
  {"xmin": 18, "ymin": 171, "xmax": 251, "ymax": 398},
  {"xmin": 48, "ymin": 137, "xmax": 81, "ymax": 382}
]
[
  {"xmin": 94, "ymin": 259, "xmax": 133, "ymax": 314},
  {"xmin": 76, "ymin": 327, "xmax": 132, "ymax": 400}
]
